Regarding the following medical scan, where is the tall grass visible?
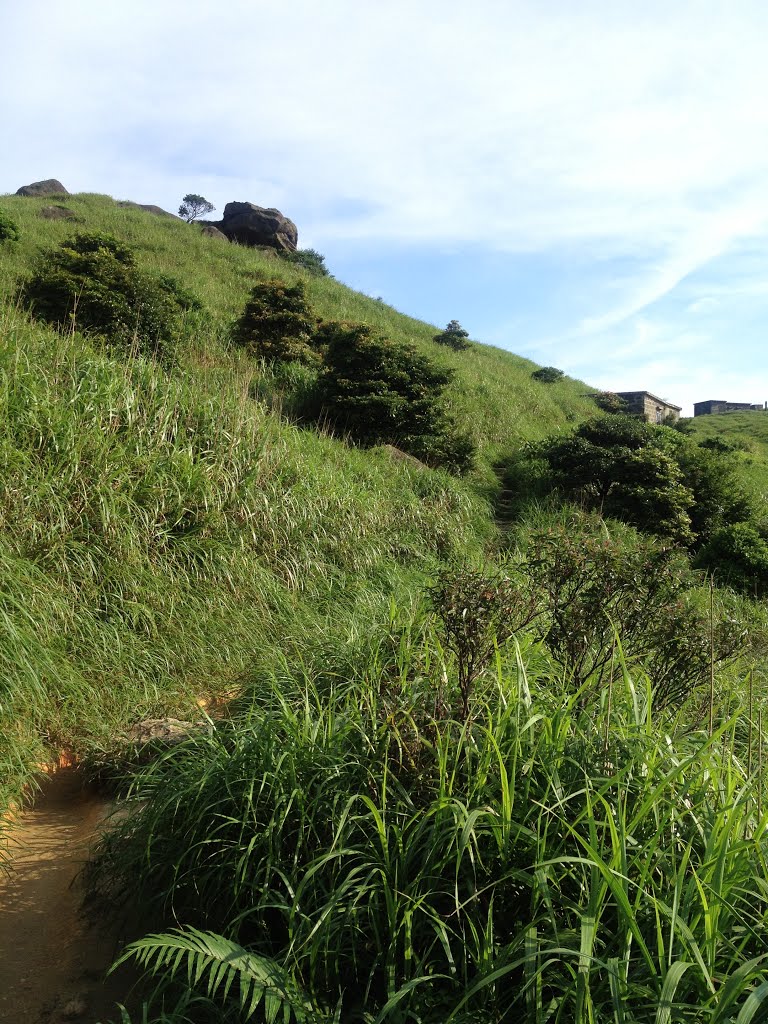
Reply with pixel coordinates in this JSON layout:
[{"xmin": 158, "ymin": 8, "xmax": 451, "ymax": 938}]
[{"xmin": 93, "ymin": 622, "xmax": 768, "ymax": 1022}]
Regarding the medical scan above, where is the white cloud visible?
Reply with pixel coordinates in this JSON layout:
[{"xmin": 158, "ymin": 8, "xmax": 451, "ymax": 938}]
[{"xmin": 4, "ymin": 0, "xmax": 768, "ymax": 401}]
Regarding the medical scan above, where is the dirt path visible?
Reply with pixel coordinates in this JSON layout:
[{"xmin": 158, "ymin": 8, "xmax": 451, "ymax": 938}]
[{"xmin": 0, "ymin": 767, "xmax": 136, "ymax": 1024}]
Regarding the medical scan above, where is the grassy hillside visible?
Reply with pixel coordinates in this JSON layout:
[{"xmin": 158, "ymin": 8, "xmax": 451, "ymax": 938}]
[
  {"xmin": 0, "ymin": 189, "xmax": 602, "ymax": 805},
  {"xmin": 0, "ymin": 192, "xmax": 599, "ymax": 476},
  {"xmin": 685, "ymin": 409, "xmax": 768, "ymax": 500}
]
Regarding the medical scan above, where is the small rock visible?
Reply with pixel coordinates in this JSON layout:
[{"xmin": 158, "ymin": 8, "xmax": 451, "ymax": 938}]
[
  {"xmin": 124, "ymin": 718, "xmax": 194, "ymax": 746},
  {"xmin": 16, "ymin": 178, "xmax": 69, "ymax": 197},
  {"xmin": 39, "ymin": 205, "xmax": 77, "ymax": 220},
  {"xmin": 199, "ymin": 224, "xmax": 229, "ymax": 242},
  {"xmin": 117, "ymin": 200, "xmax": 179, "ymax": 219},
  {"xmin": 60, "ymin": 995, "xmax": 88, "ymax": 1020}
]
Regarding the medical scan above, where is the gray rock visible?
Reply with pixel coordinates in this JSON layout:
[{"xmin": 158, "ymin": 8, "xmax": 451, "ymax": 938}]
[
  {"xmin": 377, "ymin": 445, "xmax": 429, "ymax": 471},
  {"xmin": 60, "ymin": 995, "xmax": 88, "ymax": 1020},
  {"xmin": 117, "ymin": 200, "xmax": 179, "ymax": 218},
  {"xmin": 16, "ymin": 178, "xmax": 69, "ymax": 197},
  {"xmin": 219, "ymin": 202, "xmax": 298, "ymax": 251},
  {"xmin": 124, "ymin": 718, "xmax": 194, "ymax": 746},
  {"xmin": 199, "ymin": 224, "xmax": 229, "ymax": 242},
  {"xmin": 39, "ymin": 205, "xmax": 77, "ymax": 220}
]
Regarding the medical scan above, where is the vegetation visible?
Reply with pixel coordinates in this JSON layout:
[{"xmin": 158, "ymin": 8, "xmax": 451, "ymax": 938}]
[
  {"xmin": 19, "ymin": 231, "xmax": 191, "ymax": 360},
  {"xmin": 93, "ymin": 610, "xmax": 768, "ymax": 1023},
  {"xmin": 531, "ymin": 365, "xmax": 564, "ymax": 383},
  {"xmin": 0, "ymin": 208, "xmax": 19, "ymax": 243},
  {"xmin": 2, "ymin": 189, "xmax": 768, "ymax": 1022},
  {"xmin": 317, "ymin": 321, "xmax": 476, "ymax": 472},
  {"xmin": 232, "ymin": 279, "xmax": 319, "ymax": 364},
  {"xmin": 178, "ymin": 193, "xmax": 215, "ymax": 222},
  {"xmin": 279, "ymin": 247, "xmax": 331, "ymax": 277},
  {"xmin": 433, "ymin": 319, "xmax": 471, "ymax": 350}
]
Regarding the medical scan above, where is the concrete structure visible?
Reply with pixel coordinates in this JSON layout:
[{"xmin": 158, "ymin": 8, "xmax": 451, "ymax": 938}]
[
  {"xmin": 615, "ymin": 391, "xmax": 682, "ymax": 424},
  {"xmin": 693, "ymin": 400, "xmax": 766, "ymax": 417}
]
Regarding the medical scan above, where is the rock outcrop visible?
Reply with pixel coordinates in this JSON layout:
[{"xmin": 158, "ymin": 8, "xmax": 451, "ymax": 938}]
[
  {"xmin": 16, "ymin": 178, "xmax": 69, "ymax": 197},
  {"xmin": 217, "ymin": 202, "xmax": 298, "ymax": 251},
  {"xmin": 199, "ymin": 224, "xmax": 229, "ymax": 242},
  {"xmin": 39, "ymin": 205, "xmax": 76, "ymax": 220},
  {"xmin": 117, "ymin": 200, "xmax": 178, "ymax": 218}
]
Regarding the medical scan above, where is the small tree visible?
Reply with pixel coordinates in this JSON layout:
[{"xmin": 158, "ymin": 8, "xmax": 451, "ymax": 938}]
[
  {"xmin": 318, "ymin": 321, "xmax": 475, "ymax": 473},
  {"xmin": 532, "ymin": 366, "xmax": 564, "ymax": 383},
  {"xmin": 232, "ymin": 280, "xmax": 318, "ymax": 365},
  {"xmin": 178, "ymin": 194, "xmax": 215, "ymax": 222},
  {"xmin": 433, "ymin": 320, "xmax": 471, "ymax": 351}
]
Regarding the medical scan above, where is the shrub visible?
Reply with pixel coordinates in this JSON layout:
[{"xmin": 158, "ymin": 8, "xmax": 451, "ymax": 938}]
[
  {"xmin": 433, "ymin": 320, "xmax": 470, "ymax": 350},
  {"xmin": 537, "ymin": 415, "xmax": 696, "ymax": 544},
  {"xmin": 523, "ymin": 524, "xmax": 743, "ymax": 706},
  {"xmin": 696, "ymin": 522, "xmax": 768, "ymax": 595},
  {"xmin": 317, "ymin": 321, "xmax": 476, "ymax": 473},
  {"xmin": 232, "ymin": 280, "xmax": 318, "ymax": 365},
  {"xmin": 531, "ymin": 366, "xmax": 565, "ymax": 383},
  {"xmin": 20, "ymin": 232, "xmax": 186, "ymax": 360},
  {"xmin": 430, "ymin": 567, "xmax": 540, "ymax": 717},
  {"xmin": 279, "ymin": 248, "xmax": 330, "ymax": 277},
  {"xmin": 178, "ymin": 194, "xmax": 215, "ymax": 222},
  {"xmin": 0, "ymin": 209, "xmax": 19, "ymax": 243},
  {"xmin": 593, "ymin": 390, "xmax": 627, "ymax": 413}
]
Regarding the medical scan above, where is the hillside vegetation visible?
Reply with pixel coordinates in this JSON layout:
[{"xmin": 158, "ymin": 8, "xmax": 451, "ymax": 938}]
[{"xmin": 2, "ymin": 190, "xmax": 768, "ymax": 1023}]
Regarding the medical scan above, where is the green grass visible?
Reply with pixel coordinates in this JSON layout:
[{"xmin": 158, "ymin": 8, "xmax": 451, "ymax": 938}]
[
  {"xmin": 92, "ymin": 621, "xmax": 768, "ymax": 1023},
  {"xmin": 685, "ymin": 411, "xmax": 768, "ymax": 501}
]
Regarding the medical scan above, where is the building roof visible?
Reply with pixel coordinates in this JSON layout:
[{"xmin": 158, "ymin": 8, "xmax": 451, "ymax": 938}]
[{"xmin": 615, "ymin": 390, "xmax": 682, "ymax": 411}]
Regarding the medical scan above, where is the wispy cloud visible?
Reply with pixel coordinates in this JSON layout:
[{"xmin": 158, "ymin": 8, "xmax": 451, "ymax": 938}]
[{"xmin": 3, "ymin": 1, "xmax": 768, "ymax": 413}]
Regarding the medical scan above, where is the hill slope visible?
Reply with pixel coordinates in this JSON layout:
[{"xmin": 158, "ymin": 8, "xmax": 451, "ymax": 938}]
[{"xmin": 0, "ymin": 189, "xmax": 601, "ymax": 804}]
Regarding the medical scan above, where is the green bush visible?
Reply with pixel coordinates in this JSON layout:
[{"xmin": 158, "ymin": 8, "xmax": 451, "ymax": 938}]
[
  {"xmin": 531, "ymin": 365, "xmax": 564, "ymax": 383},
  {"xmin": 523, "ymin": 522, "xmax": 743, "ymax": 706},
  {"xmin": 317, "ymin": 321, "xmax": 476, "ymax": 473},
  {"xmin": 696, "ymin": 522, "xmax": 768, "ymax": 595},
  {"xmin": 593, "ymin": 390, "xmax": 627, "ymax": 413},
  {"xmin": 433, "ymin": 319, "xmax": 470, "ymax": 350},
  {"xmin": 232, "ymin": 280, "xmax": 318, "ymax": 364},
  {"xmin": 279, "ymin": 248, "xmax": 330, "ymax": 277},
  {"xmin": 0, "ymin": 209, "xmax": 19, "ymax": 243},
  {"xmin": 21, "ymin": 232, "xmax": 186, "ymax": 360}
]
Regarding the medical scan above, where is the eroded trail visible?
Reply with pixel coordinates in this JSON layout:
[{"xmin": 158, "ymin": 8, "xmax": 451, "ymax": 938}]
[{"xmin": 0, "ymin": 768, "xmax": 134, "ymax": 1024}]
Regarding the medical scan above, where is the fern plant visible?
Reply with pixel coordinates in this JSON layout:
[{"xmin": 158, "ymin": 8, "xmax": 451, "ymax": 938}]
[{"xmin": 115, "ymin": 926, "xmax": 328, "ymax": 1023}]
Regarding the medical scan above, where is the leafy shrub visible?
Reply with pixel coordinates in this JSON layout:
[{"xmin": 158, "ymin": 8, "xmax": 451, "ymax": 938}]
[
  {"xmin": 523, "ymin": 523, "xmax": 743, "ymax": 706},
  {"xmin": 696, "ymin": 522, "xmax": 768, "ymax": 595},
  {"xmin": 433, "ymin": 319, "xmax": 470, "ymax": 350},
  {"xmin": 20, "ymin": 232, "xmax": 186, "ymax": 360},
  {"xmin": 317, "ymin": 321, "xmax": 476, "ymax": 473},
  {"xmin": 279, "ymin": 248, "xmax": 330, "ymax": 277},
  {"xmin": 0, "ymin": 209, "xmax": 19, "ymax": 243},
  {"xmin": 531, "ymin": 365, "xmax": 564, "ymax": 383},
  {"xmin": 178, "ymin": 194, "xmax": 215, "ymax": 222},
  {"xmin": 538, "ymin": 415, "xmax": 695, "ymax": 543},
  {"xmin": 593, "ymin": 390, "xmax": 627, "ymax": 413},
  {"xmin": 430, "ymin": 567, "xmax": 540, "ymax": 717},
  {"xmin": 232, "ymin": 280, "xmax": 318, "ymax": 365}
]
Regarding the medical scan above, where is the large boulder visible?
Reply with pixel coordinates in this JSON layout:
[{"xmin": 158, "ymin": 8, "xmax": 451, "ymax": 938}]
[
  {"xmin": 219, "ymin": 202, "xmax": 298, "ymax": 251},
  {"xmin": 16, "ymin": 178, "xmax": 69, "ymax": 197}
]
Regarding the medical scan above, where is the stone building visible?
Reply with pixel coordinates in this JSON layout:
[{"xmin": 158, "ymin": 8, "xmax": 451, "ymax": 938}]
[
  {"xmin": 693, "ymin": 400, "xmax": 765, "ymax": 417},
  {"xmin": 615, "ymin": 391, "xmax": 682, "ymax": 423}
]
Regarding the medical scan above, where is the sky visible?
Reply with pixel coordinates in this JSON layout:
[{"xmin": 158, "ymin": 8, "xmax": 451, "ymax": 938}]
[{"xmin": 3, "ymin": 0, "xmax": 768, "ymax": 415}]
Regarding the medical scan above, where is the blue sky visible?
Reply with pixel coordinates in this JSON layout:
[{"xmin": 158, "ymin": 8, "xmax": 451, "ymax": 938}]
[{"xmin": 3, "ymin": 0, "xmax": 768, "ymax": 415}]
